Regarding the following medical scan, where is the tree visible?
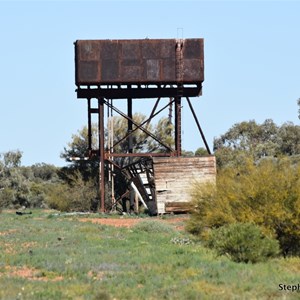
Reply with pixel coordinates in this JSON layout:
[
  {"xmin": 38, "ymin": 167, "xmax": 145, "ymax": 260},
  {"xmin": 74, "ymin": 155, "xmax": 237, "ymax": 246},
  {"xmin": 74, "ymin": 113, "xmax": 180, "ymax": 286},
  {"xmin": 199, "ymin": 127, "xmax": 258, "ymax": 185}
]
[
  {"xmin": 60, "ymin": 124, "xmax": 99, "ymax": 181},
  {"xmin": 61, "ymin": 124, "xmax": 98, "ymax": 162},
  {"xmin": 112, "ymin": 112, "xmax": 151, "ymax": 153},
  {"xmin": 111, "ymin": 112, "xmax": 154, "ymax": 168},
  {"xmin": 278, "ymin": 122, "xmax": 300, "ymax": 155},
  {"xmin": 214, "ymin": 119, "xmax": 279, "ymax": 154},
  {"xmin": 213, "ymin": 119, "xmax": 300, "ymax": 168},
  {"xmin": 1, "ymin": 150, "xmax": 22, "ymax": 168},
  {"xmin": 0, "ymin": 151, "xmax": 26, "ymax": 208},
  {"xmin": 0, "ymin": 151, "xmax": 61, "ymax": 209},
  {"xmin": 181, "ymin": 150, "xmax": 194, "ymax": 157},
  {"xmin": 30, "ymin": 163, "xmax": 59, "ymax": 182},
  {"xmin": 148, "ymin": 117, "xmax": 174, "ymax": 152},
  {"xmin": 195, "ymin": 147, "xmax": 209, "ymax": 156},
  {"xmin": 112, "ymin": 114, "xmax": 174, "ymax": 152},
  {"xmin": 62, "ymin": 114, "xmax": 175, "ymax": 167}
]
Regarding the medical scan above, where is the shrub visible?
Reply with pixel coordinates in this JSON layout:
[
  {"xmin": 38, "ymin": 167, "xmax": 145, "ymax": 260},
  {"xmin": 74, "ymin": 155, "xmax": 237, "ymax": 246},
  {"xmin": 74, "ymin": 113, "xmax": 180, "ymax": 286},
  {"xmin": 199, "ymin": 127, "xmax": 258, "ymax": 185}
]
[
  {"xmin": 45, "ymin": 171, "xmax": 98, "ymax": 212},
  {"xmin": 133, "ymin": 220, "xmax": 175, "ymax": 234},
  {"xmin": 45, "ymin": 183, "xmax": 72, "ymax": 211},
  {"xmin": 206, "ymin": 223, "xmax": 280, "ymax": 263},
  {"xmin": 0, "ymin": 188, "xmax": 15, "ymax": 208},
  {"xmin": 187, "ymin": 157, "xmax": 300, "ymax": 255}
]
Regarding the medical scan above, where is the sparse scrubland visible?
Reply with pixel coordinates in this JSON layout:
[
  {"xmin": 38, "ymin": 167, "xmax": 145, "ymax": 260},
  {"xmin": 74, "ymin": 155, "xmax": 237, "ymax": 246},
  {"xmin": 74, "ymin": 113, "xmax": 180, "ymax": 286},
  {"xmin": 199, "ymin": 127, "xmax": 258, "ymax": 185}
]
[
  {"xmin": 1, "ymin": 115, "xmax": 300, "ymax": 298},
  {"xmin": 1, "ymin": 211, "xmax": 300, "ymax": 299}
]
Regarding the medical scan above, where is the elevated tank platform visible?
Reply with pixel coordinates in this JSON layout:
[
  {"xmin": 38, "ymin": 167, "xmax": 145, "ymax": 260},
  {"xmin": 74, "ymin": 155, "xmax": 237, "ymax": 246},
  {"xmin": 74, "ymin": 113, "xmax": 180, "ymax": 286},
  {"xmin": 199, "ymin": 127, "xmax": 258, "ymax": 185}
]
[{"xmin": 75, "ymin": 38, "xmax": 204, "ymax": 99}]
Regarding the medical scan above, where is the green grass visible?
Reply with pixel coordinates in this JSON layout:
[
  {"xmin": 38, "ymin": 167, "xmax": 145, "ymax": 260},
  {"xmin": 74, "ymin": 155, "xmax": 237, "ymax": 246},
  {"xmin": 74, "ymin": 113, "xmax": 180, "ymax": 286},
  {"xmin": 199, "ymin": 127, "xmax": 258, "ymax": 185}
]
[{"xmin": 0, "ymin": 210, "xmax": 300, "ymax": 299}]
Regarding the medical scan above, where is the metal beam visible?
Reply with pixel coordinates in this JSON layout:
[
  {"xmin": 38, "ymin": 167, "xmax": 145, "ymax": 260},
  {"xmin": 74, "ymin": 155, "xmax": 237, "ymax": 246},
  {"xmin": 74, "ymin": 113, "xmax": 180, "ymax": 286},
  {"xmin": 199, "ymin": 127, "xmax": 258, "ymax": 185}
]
[
  {"xmin": 77, "ymin": 85, "xmax": 202, "ymax": 100},
  {"xmin": 146, "ymin": 97, "xmax": 160, "ymax": 128},
  {"xmin": 127, "ymin": 87, "xmax": 133, "ymax": 154},
  {"xmin": 98, "ymin": 98, "xmax": 105, "ymax": 212},
  {"xmin": 175, "ymin": 96, "xmax": 182, "ymax": 156},
  {"xmin": 112, "ymin": 98, "xmax": 175, "ymax": 151},
  {"xmin": 87, "ymin": 99, "xmax": 92, "ymax": 155},
  {"xmin": 104, "ymin": 99, "xmax": 174, "ymax": 152},
  {"xmin": 106, "ymin": 152, "xmax": 173, "ymax": 158},
  {"xmin": 186, "ymin": 97, "xmax": 211, "ymax": 155}
]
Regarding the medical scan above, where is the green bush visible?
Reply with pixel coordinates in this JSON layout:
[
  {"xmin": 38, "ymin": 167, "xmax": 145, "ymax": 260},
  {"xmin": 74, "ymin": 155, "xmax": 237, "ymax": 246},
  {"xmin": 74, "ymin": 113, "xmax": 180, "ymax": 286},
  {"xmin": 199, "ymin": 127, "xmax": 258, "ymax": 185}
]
[
  {"xmin": 187, "ymin": 157, "xmax": 300, "ymax": 256},
  {"xmin": 206, "ymin": 223, "xmax": 280, "ymax": 263},
  {"xmin": 133, "ymin": 220, "xmax": 175, "ymax": 234},
  {"xmin": 45, "ymin": 183, "xmax": 72, "ymax": 211},
  {"xmin": 0, "ymin": 158, "xmax": 60, "ymax": 209},
  {"xmin": 0, "ymin": 188, "xmax": 15, "ymax": 208},
  {"xmin": 45, "ymin": 170, "xmax": 98, "ymax": 212}
]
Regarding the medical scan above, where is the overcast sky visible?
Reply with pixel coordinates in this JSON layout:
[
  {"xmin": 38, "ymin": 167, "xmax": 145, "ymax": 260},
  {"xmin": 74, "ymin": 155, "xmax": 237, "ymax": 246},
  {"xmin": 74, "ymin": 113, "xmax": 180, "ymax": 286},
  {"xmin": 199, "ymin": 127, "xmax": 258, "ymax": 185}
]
[{"xmin": 0, "ymin": 1, "xmax": 299, "ymax": 166}]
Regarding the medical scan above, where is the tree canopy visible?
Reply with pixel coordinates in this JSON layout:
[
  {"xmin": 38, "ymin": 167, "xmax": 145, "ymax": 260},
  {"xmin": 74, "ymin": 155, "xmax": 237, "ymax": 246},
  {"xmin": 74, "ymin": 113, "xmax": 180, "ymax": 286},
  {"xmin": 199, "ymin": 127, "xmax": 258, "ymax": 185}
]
[
  {"xmin": 298, "ymin": 98, "xmax": 300, "ymax": 119},
  {"xmin": 1, "ymin": 99, "xmax": 299, "ymax": 212},
  {"xmin": 213, "ymin": 119, "xmax": 300, "ymax": 168}
]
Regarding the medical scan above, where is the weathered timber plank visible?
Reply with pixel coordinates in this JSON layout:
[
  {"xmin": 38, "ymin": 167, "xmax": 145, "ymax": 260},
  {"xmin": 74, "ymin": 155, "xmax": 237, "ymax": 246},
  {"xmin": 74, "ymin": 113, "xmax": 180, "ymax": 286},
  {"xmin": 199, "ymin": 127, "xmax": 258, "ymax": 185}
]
[
  {"xmin": 165, "ymin": 202, "xmax": 193, "ymax": 207},
  {"xmin": 153, "ymin": 156, "xmax": 216, "ymax": 213},
  {"xmin": 165, "ymin": 202, "xmax": 193, "ymax": 213}
]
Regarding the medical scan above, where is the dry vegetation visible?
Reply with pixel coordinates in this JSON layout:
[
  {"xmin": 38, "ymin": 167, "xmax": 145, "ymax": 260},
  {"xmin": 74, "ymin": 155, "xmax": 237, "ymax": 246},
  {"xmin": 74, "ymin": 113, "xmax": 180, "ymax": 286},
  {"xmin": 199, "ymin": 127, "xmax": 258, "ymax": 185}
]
[{"xmin": 0, "ymin": 210, "xmax": 300, "ymax": 299}]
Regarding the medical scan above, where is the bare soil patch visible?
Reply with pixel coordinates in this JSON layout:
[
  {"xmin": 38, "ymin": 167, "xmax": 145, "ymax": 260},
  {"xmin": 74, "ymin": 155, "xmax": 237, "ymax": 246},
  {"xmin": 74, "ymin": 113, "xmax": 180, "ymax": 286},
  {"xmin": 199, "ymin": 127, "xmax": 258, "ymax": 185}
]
[
  {"xmin": 79, "ymin": 215, "xmax": 188, "ymax": 230},
  {"xmin": 79, "ymin": 218, "xmax": 140, "ymax": 228},
  {"xmin": 0, "ymin": 266, "xmax": 63, "ymax": 282},
  {"xmin": 0, "ymin": 229, "xmax": 18, "ymax": 236}
]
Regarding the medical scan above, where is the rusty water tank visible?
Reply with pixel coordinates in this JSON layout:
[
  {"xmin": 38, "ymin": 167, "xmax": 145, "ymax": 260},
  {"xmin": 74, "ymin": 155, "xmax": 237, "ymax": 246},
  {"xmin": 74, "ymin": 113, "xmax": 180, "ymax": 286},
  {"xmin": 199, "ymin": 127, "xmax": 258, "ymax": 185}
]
[{"xmin": 75, "ymin": 38, "xmax": 204, "ymax": 86}]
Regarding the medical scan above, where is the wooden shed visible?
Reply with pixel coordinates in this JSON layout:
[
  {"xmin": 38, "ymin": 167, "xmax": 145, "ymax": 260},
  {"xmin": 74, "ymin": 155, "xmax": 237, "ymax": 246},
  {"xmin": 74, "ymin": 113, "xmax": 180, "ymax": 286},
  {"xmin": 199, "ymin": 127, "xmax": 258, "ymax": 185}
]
[{"xmin": 152, "ymin": 156, "xmax": 216, "ymax": 214}]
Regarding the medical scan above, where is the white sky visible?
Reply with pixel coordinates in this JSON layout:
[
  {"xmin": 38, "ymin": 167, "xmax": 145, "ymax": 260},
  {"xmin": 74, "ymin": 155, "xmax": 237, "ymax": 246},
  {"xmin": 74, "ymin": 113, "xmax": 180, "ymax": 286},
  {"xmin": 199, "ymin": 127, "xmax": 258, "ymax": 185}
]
[{"xmin": 0, "ymin": 1, "xmax": 299, "ymax": 166}]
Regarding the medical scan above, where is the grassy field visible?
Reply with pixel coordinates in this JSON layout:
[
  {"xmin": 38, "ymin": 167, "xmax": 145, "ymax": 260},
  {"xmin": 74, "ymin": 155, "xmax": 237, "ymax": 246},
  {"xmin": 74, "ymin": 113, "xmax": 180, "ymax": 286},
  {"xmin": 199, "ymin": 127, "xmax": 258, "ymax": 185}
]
[{"xmin": 0, "ymin": 210, "xmax": 300, "ymax": 299}]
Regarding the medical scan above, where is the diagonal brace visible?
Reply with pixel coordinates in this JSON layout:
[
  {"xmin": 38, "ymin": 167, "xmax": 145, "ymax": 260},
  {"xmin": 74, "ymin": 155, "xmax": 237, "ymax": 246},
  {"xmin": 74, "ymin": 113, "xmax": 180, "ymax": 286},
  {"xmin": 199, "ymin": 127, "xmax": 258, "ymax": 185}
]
[
  {"xmin": 104, "ymin": 99, "xmax": 175, "ymax": 153},
  {"xmin": 186, "ymin": 97, "xmax": 211, "ymax": 154}
]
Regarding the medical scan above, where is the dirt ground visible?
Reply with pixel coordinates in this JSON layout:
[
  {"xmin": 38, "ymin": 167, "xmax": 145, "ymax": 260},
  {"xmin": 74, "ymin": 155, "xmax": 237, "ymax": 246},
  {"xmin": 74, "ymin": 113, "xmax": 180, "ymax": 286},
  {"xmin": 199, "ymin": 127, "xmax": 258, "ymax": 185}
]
[
  {"xmin": 0, "ymin": 212, "xmax": 188, "ymax": 282},
  {"xmin": 79, "ymin": 215, "xmax": 189, "ymax": 230},
  {"xmin": 0, "ymin": 266, "xmax": 64, "ymax": 282},
  {"xmin": 2, "ymin": 210, "xmax": 189, "ymax": 230}
]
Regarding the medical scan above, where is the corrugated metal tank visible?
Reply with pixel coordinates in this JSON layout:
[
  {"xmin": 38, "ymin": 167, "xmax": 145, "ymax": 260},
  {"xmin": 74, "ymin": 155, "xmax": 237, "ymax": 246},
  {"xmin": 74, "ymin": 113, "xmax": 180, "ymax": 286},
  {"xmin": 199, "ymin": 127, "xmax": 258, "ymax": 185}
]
[{"xmin": 75, "ymin": 39, "xmax": 204, "ymax": 85}]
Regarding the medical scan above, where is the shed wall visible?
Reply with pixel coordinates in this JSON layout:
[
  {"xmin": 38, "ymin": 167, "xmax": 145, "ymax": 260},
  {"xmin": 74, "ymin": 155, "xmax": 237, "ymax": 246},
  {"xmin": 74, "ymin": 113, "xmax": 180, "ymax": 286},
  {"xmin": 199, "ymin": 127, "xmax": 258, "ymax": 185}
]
[{"xmin": 152, "ymin": 156, "xmax": 216, "ymax": 214}]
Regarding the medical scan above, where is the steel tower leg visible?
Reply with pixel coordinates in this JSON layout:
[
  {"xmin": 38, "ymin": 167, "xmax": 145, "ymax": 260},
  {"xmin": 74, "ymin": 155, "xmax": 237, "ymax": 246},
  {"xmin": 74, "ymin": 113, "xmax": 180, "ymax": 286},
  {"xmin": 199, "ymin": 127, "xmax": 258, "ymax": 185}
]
[
  {"xmin": 98, "ymin": 98, "xmax": 105, "ymax": 212},
  {"xmin": 175, "ymin": 96, "xmax": 182, "ymax": 156}
]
